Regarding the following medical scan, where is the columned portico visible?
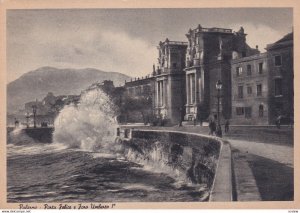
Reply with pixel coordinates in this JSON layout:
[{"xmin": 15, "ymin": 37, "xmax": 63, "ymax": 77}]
[
  {"xmin": 155, "ymin": 76, "xmax": 168, "ymax": 119},
  {"xmin": 184, "ymin": 68, "xmax": 202, "ymax": 121}
]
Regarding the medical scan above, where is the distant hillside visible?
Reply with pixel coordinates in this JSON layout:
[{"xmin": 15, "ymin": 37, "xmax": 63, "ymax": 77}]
[{"xmin": 7, "ymin": 66, "xmax": 131, "ymax": 113}]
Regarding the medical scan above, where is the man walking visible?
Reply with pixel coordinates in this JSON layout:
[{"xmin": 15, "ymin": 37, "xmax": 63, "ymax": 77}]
[{"xmin": 225, "ymin": 119, "xmax": 230, "ymax": 133}]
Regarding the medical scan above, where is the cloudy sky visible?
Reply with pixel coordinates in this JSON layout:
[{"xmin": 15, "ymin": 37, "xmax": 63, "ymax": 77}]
[{"xmin": 7, "ymin": 8, "xmax": 292, "ymax": 83}]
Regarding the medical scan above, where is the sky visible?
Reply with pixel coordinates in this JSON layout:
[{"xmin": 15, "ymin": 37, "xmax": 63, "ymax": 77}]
[{"xmin": 7, "ymin": 8, "xmax": 293, "ymax": 83}]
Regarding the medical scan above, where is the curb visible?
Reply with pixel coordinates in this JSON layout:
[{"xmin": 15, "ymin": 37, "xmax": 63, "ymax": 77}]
[{"xmin": 209, "ymin": 141, "xmax": 232, "ymax": 201}]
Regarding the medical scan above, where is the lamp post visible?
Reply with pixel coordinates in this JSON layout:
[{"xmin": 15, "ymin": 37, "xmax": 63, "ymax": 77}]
[
  {"xmin": 25, "ymin": 112, "xmax": 30, "ymax": 128},
  {"xmin": 216, "ymin": 80, "xmax": 222, "ymax": 137},
  {"xmin": 32, "ymin": 104, "xmax": 37, "ymax": 128}
]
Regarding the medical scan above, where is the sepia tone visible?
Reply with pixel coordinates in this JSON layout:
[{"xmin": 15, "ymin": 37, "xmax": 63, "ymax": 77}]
[{"xmin": 0, "ymin": 0, "xmax": 299, "ymax": 210}]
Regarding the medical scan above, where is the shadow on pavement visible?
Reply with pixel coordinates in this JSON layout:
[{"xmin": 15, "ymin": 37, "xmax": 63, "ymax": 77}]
[{"xmin": 247, "ymin": 154, "xmax": 294, "ymax": 201}]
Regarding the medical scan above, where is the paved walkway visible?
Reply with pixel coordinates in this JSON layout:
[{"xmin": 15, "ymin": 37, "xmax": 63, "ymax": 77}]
[
  {"xmin": 225, "ymin": 138, "xmax": 293, "ymax": 168},
  {"xmin": 225, "ymin": 138, "xmax": 293, "ymax": 201}
]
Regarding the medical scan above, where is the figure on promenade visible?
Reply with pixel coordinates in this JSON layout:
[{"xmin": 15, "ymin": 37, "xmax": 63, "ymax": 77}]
[
  {"xmin": 209, "ymin": 116, "xmax": 216, "ymax": 135},
  {"xmin": 14, "ymin": 118, "xmax": 19, "ymax": 128},
  {"xmin": 225, "ymin": 119, "xmax": 230, "ymax": 133},
  {"xmin": 276, "ymin": 115, "xmax": 282, "ymax": 129},
  {"xmin": 178, "ymin": 107, "xmax": 183, "ymax": 127}
]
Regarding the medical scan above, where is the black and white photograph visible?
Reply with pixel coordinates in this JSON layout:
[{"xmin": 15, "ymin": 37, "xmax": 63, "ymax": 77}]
[{"xmin": 1, "ymin": 2, "xmax": 298, "ymax": 209}]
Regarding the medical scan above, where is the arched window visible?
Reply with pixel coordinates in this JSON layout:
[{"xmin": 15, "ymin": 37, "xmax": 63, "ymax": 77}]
[{"xmin": 259, "ymin": 105, "xmax": 264, "ymax": 117}]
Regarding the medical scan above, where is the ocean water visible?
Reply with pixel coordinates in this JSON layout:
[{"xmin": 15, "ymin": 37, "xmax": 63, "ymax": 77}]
[{"xmin": 7, "ymin": 89, "xmax": 209, "ymax": 202}]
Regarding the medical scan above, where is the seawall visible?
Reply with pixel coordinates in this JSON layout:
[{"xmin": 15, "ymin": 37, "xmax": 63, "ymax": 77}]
[
  {"xmin": 117, "ymin": 128, "xmax": 233, "ymax": 201},
  {"xmin": 7, "ymin": 127, "xmax": 54, "ymax": 144}
]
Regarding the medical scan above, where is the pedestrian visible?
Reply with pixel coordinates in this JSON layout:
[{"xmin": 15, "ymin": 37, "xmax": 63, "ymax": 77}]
[
  {"xmin": 209, "ymin": 117, "xmax": 216, "ymax": 136},
  {"xmin": 178, "ymin": 107, "xmax": 183, "ymax": 127},
  {"xmin": 276, "ymin": 115, "xmax": 282, "ymax": 129},
  {"xmin": 199, "ymin": 117, "xmax": 203, "ymax": 126},
  {"xmin": 211, "ymin": 119, "xmax": 216, "ymax": 136},
  {"xmin": 178, "ymin": 119, "xmax": 182, "ymax": 127},
  {"xmin": 208, "ymin": 119, "xmax": 213, "ymax": 135},
  {"xmin": 225, "ymin": 119, "xmax": 230, "ymax": 133},
  {"xmin": 193, "ymin": 117, "xmax": 196, "ymax": 126},
  {"xmin": 14, "ymin": 118, "xmax": 19, "ymax": 128}
]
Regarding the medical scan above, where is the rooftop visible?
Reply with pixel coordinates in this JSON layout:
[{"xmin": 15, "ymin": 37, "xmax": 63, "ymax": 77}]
[
  {"xmin": 231, "ymin": 52, "xmax": 268, "ymax": 64},
  {"xmin": 266, "ymin": 32, "xmax": 293, "ymax": 50},
  {"xmin": 159, "ymin": 39, "xmax": 188, "ymax": 46},
  {"xmin": 187, "ymin": 24, "xmax": 233, "ymax": 35}
]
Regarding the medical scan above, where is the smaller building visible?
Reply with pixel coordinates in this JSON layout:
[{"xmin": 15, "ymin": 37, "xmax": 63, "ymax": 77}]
[
  {"xmin": 231, "ymin": 32, "xmax": 293, "ymax": 125},
  {"xmin": 266, "ymin": 32, "xmax": 293, "ymax": 124},
  {"xmin": 231, "ymin": 53, "xmax": 269, "ymax": 124},
  {"xmin": 86, "ymin": 80, "xmax": 115, "ymax": 94},
  {"xmin": 125, "ymin": 76, "xmax": 154, "ymax": 98},
  {"xmin": 123, "ymin": 75, "xmax": 155, "ymax": 123}
]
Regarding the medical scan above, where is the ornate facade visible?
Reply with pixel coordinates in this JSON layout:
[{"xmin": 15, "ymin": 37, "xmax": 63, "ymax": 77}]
[
  {"xmin": 184, "ymin": 25, "xmax": 259, "ymax": 122},
  {"xmin": 153, "ymin": 39, "xmax": 187, "ymax": 124},
  {"xmin": 124, "ymin": 25, "xmax": 293, "ymax": 125}
]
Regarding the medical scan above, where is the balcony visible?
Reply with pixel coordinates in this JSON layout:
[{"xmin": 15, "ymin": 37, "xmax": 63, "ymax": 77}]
[{"xmin": 193, "ymin": 59, "xmax": 200, "ymax": 66}]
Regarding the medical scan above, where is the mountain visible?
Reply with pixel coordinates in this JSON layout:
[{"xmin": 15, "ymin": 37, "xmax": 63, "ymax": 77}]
[{"xmin": 7, "ymin": 66, "xmax": 131, "ymax": 113}]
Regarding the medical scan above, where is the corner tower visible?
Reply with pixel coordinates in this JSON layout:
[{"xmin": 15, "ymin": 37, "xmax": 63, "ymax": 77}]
[
  {"xmin": 184, "ymin": 25, "xmax": 258, "ymax": 122},
  {"xmin": 153, "ymin": 38, "xmax": 188, "ymax": 124}
]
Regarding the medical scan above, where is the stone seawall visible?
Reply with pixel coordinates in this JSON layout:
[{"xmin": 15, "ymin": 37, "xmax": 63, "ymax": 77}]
[
  {"xmin": 118, "ymin": 128, "xmax": 232, "ymax": 201},
  {"xmin": 24, "ymin": 127, "xmax": 54, "ymax": 143},
  {"xmin": 7, "ymin": 127, "xmax": 54, "ymax": 144}
]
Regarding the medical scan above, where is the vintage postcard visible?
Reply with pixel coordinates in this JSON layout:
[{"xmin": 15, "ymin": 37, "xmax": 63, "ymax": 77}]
[{"xmin": 0, "ymin": 0, "xmax": 299, "ymax": 210}]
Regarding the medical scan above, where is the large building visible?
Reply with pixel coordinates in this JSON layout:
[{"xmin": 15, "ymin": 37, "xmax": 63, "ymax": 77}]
[{"xmin": 121, "ymin": 25, "xmax": 293, "ymax": 125}]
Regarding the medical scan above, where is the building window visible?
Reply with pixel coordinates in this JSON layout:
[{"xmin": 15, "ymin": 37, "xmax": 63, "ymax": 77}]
[
  {"xmin": 257, "ymin": 84, "xmax": 262, "ymax": 96},
  {"xmin": 245, "ymin": 107, "xmax": 252, "ymax": 118},
  {"xmin": 238, "ymin": 85, "xmax": 243, "ymax": 99},
  {"xmin": 247, "ymin": 64, "xmax": 252, "ymax": 76},
  {"xmin": 144, "ymin": 85, "xmax": 151, "ymax": 95},
  {"xmin": 258, "ymin": 62, "xmax": 263, "ymax": 74},
  {"xmin": 236, "ymin": 107, "xmax": 244, "ymax": 115},
  {"xmin": 275, "ymin": 55, "xmax": 282, "ymax": 66},
  {"xmin": 236, "ymin": 67, "xmax": 243, "ymax": 76},
  {"xmin": 247, "ymin": 86, "xmax": 252, "ymax": 95},
  {"xmin": 129, "ymin": 88, "xmax": 134, "ymax": 95},
  {"xmin": 275, "ymin": 78, "xmax": 283, "ymax": 96},
  {"xmin": 259, "ymin": 105, "xmax": 264, "ymax": 117},
  {"xmin": 136, "ymin": 86, "xmax": 142, "ymax": 95},
  {"xmin": 191, "ymin": 74, "xmax": 196, "ymax": 104}
]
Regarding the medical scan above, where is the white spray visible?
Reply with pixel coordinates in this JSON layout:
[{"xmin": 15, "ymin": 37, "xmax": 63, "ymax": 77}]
[{"xmin": 53, "ymin": 89, "xmax": 119, "ymax": 152}]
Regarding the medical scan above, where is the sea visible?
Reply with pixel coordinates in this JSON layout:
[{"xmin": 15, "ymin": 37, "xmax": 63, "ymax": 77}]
[{"xmin": 7, "ymin": 89, "xmax": 208, "ymax": 202}]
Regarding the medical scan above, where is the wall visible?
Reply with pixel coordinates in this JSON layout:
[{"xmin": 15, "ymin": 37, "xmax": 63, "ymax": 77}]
[
  {"xmin": 118, "ymin": 128, "xmax": 232, "ymax": 201},
  {"xmin": 24, "ymin": 128, "xmax": 54, "ymax": 143},
  {"xmin": 7, "ymin": 127, "xmax": 54, "ymax": 144}
]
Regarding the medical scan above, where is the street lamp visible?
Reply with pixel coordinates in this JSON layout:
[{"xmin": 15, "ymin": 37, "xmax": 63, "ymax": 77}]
[
  {"xmin": 216, "ymin": 80, "xmax": 222, "ymax": 137},
  {"xmin": 25, "ymin": 112, "xmax": 30, "ymax": 128},
  {"xmin": 32, "ymin": 104, "xmax": 37, "ymax": 128}
]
